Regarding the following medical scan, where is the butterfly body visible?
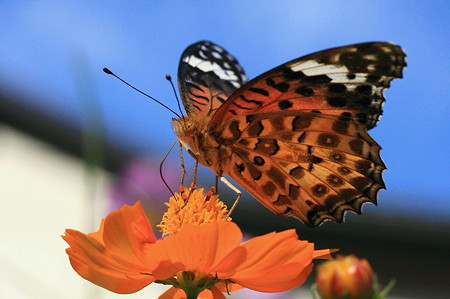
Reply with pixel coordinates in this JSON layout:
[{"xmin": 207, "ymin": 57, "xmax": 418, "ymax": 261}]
[{"xmin": 174, "ymin": 41, "xmax": 405, "ymax": 226}]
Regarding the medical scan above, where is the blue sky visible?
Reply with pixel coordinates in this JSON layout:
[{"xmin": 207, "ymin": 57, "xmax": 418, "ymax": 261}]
[{"xmin": 1, "ymin": 0, "xmax": 449, "ymax": 221}]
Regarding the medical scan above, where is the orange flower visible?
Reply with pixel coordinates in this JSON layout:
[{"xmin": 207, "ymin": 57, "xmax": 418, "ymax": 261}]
[
  {"xmin": 316, "ymin": 255, "xmax": 375, "ymax": 299},
  {"xmin": 63, "ymin": 187, "xmax": 335, "ymax": 298}
]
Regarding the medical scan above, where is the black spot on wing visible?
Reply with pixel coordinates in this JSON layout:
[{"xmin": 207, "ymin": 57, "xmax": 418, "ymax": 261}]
[
  {"xmin": 266, "ymin": 78, "xmax": 290, "ymax": 92},
  {"xmin": 254, "ymin": 138, "xmax": 280, "ymax": 156},
  {"xmin": 310, "ymin": 155, "xmax": 323, "ymax": 164},
  {"xmin": 249, "ymin": 87, "xmax": 269, "ymax": 96},
  {"xmin": 328, "ymin": 96, "xmax": 347, "ymax": 107},
  {"xmin": 328, "ymin": 84, "xmax": 347, "ymax": 94},
  {"xmin": 216, "ymin": 96, "xmax": 226, "ymax": 103},
  {"xmin": 247, "ymin": 121, "xmax": 264, "ymax": 136},
  {"xmin": 246, "ymin": 114, "xmax": 255, "ymax": 123},
  {"xmin": 235, "ymin": 163, "xmax": 245, "ymax": 172},
  {"xmin": 239, "ymin": 95, "xmax": 263, "ymax": 107},
  {"xmin": 282, "ymin": 67, "xmax": 306, "ymax": 80},
  {"xmin": 295, "ymin": 86, "xmax": 314, "ymax": 97},
  {"xmin": 254, "ymin": 156, "xmax": 265, "ymax": 166},
  {"xmin": 339, "ymin": 112, "xmax": 352, "ymax": 122},
  {"xmin": 278, "ymin": 100, "xmax": 293, "ymax": 110},
  {"xmin": 355, "ymin": 85, "xmax": 372, "ymax": 95},
  {"xmin": 301, "ymin": 75, "xmax": 332, "ymax": 84},
  {"xmin": 297, "ymin": 132, "xmax": 306, "ymax": 143},
  {"xmin": 292, "ymin": 114, "xmax": 313, "ymax": 131}
]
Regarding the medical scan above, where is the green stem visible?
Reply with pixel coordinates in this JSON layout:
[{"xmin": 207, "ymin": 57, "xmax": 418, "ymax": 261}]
[
  {"xmin": 377, "ymin": 278, "xmax": 396, "ymax": 298},
  {"xmin": 183, "ymin": 287, "xmax": 202, "ymax": 299},
  {"xmin": 310, "ymin": 283, "xmax": 320, "ymax": 299}
]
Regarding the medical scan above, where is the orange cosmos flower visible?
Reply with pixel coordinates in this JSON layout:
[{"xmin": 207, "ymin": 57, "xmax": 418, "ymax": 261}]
[{"xmin": 63, "ymin": 187, "xmax": 335, "ymax": 298}]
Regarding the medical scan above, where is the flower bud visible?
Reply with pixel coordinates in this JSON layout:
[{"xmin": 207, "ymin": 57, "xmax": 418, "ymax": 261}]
[{"xmin": 316, "ymin": 255, "xmax": 374, "ymax": 299}]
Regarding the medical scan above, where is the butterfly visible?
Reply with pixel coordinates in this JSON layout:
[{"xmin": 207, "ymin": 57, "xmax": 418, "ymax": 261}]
[{"xmin": 172, "ymin": 41, "xmax": 406, "ymax": 226}]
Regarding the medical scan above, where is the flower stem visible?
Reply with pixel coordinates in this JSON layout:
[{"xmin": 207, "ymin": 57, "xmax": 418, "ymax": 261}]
[
  {"xmin": 377, "ymin": 278, "xmax": 396, "ymax": 298},
  {"xmin": 183, "ymin": 288, "xmax": 201, "ymax": 299}
]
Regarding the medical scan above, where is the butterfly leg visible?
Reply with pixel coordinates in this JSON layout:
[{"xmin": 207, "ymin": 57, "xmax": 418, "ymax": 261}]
[
  {"xmin": 178, "ymin": 141, "xmax": 187, "ymax": 186},
  {"xmin": 175, "ymin": 170, "xmax": 197, "ymax": 213},
  {"xmin": 176, "ymin": 140, "xmax": 201, "ymax": 212},
  {"xmin": 178, "ymin": 139, "xmax": 198, "ymax": 180},
  {"xmin": 220, "ymin": 176, "xmax": 242, "ymax": 217},
  {"xmin": 190, "ymin": 159, "xmax": 199, "ymax": 189},
  {"xmin": 215, "ymin": 176, "xmax": 219, "ymax": 193}
]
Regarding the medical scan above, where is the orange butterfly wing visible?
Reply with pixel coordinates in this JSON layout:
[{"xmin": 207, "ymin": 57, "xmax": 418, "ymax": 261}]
[
  {"xmin": 177, "ymin": 41, "xmax": 406, "ymax": 226},
  {"xmin": 211, "ymin": 42, "xmax": 405, "ymax": 130}
]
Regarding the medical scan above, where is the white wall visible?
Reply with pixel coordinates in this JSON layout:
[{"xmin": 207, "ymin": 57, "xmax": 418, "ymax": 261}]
[{"xmin": 0, "ymin": 125, "xmax": 169, "ymax": 299}]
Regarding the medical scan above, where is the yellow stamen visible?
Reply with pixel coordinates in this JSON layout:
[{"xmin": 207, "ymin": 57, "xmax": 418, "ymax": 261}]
[{"xmin": 158, "ymin": 186, "xmax": 231, "ymax": 236}]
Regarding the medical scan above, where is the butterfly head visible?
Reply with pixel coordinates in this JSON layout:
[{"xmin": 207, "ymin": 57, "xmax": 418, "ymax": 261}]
[
  {"xmin": 172, "ymin": 115, "xmax": 225, "ymax": 170},
  {"xmin": 172, "ymin": 117, "xmax": 197, "ymax": 139}
]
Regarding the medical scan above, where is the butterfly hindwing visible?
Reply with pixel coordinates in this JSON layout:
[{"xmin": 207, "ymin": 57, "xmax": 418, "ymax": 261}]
[
  {"xmin": 219, "ymin": 111, "xmax": 385, "ymax": 225},
  {"xmin": 178, "ymin": 41, "xmax": 248, "ymax": 115}
]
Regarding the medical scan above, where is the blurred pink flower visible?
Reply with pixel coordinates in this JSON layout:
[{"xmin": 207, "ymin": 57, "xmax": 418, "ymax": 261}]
[{"xmin": 108, "ymin": 157, "xmax": 178, "ymax": 231}]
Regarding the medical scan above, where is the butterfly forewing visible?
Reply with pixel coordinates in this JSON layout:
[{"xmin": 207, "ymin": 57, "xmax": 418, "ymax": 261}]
[
  {"xmin": 211, "ymin": 42, "xmax": 405, "ymax": 130},
  {"xmin": 178, "ymin": 41, "xmax": 248, "ymax": 115},
  {"xmin": 175, "ymin": 41, "xmax": 405, "ymax": 226}
]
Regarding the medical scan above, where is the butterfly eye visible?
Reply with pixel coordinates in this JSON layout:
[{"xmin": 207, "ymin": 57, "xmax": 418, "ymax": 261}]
[{"xmin": 187, "ymin": 122, "xmax": 197, "ymax": 132}]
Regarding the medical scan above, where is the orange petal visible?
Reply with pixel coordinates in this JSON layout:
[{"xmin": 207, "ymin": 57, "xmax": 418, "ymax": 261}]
[
  {"xmin": 159, "ymin": 286, "xmax": 185, "ymax": 299},
  {"xmin": 102, "ymin": 201, "xmax": 156, "ymax": 262},
  {"xmin": 150, "ymin": 260, "xmax": 181, "ymax": 281},
  {"xmin": 158, "ymin": 286, "xmax": 227, "ymax": 299},
  {"xmin": 234, "ymin": 230, "xmax": 307, "ymax": 276},
  {"xmin": 145, "ymin": 221, "xmax": 243, "ymax": 279},
  {"xmin": 198, "ymin": 285, "xmax": 227, "ymax": 299},
  {"xmin": 213, "ymin": 281, "xmax": 244, "ymax": 293},
  {"xmin": 313, "ymin": 248, "xmax": 338, "ymax": 259},
  {"xmin": 229, "ymin": 230, "xmax": 323, "ymax": 292},
  {"xmin": 233, "ymin": 261, "xmax": 313, "ymax": 292},
  {"xmin": 210, "ymin": 246, "xmax": 246, "ymax": 277},
  {"xmin": 63, "ymin": 229, "xmax": 154, "ymax": 293},
  {"xmin": 87, "ymin": 218, "xmax": 105, "ymax": 244},
  {"xmin": 63, "ymin": 202, "xmax": 157, "ymax": 293}
]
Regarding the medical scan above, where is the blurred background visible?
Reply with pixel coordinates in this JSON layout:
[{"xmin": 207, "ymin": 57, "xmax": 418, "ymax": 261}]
[{"xmin": 1, "ymin": 1, "xmax": 449, "ymax": 298}]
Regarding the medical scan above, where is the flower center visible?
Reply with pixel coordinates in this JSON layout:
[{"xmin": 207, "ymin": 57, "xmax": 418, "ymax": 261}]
[{"xmin": 157, "ymin": 186, "xmax": 231, "ymax": 236}]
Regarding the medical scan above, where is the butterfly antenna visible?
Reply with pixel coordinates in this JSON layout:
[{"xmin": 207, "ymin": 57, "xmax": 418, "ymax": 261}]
[
  {"xmin": 165, "ymin": 74, "xmax": 185, "ymax": 119},
  {"xmin": 103, "ymin": 67, "xmax": 181, "ymax": 118}
]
